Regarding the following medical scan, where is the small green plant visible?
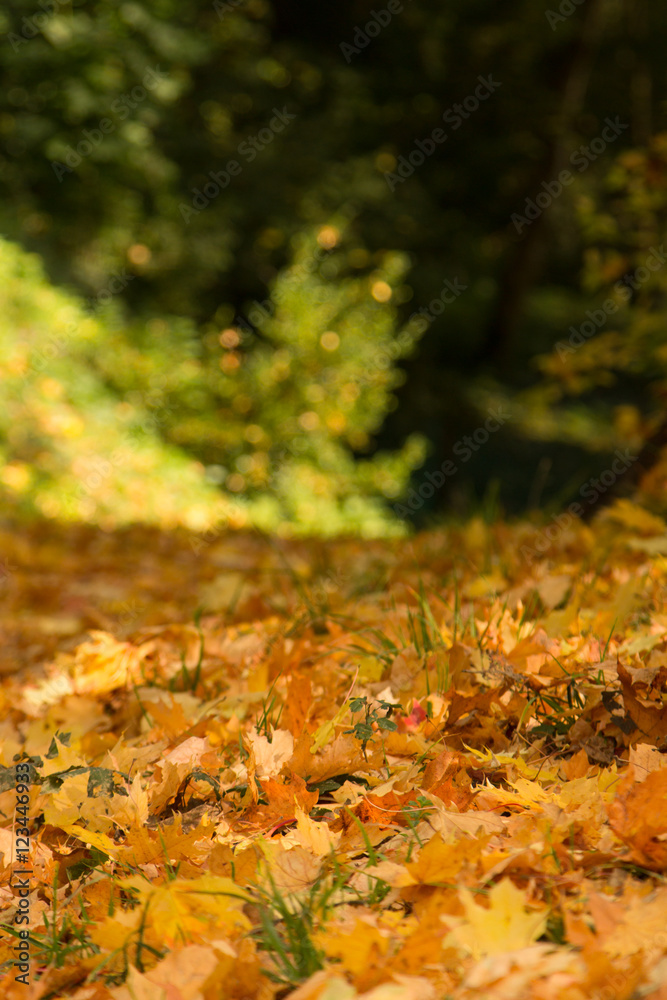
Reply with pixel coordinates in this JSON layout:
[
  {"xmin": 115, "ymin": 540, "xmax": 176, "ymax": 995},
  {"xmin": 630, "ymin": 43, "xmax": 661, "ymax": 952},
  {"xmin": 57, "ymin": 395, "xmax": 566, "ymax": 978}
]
[
  {"xmin": 541, "ymin": 900, "xmax": 566, "ymax": 946},
  {"xmin": 169, "ymin": 608, "xmax": 206, "ymax": 693},
  {"xmin": 519, "ymin": 684, "xmax": 585, "ymax": 741},
  {"xmin": 344, "ymin": 696, "xmax": 399, "ymax": 760},
  {"xmin": 252, "ymin": 867, "xmax": 338, "ymax": 989},
  {"xmin": 5, "ymin": 867, "xmax": 100, "ymax": 971},
  {"xmin": 395, "ymin": 795, "xmax": 431, "ymax": 860},
  {"xmin": 256, "ymin": 675, "xmax": 284, "ymax": 740}
]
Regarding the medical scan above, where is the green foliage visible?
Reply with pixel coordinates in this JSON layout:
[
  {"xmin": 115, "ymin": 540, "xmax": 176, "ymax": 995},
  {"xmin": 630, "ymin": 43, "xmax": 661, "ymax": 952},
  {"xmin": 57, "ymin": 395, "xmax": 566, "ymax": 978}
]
[
  {"xmin": 252, "ymin": 868, "xmax": 330, "ymax": 988},
  {"xmin": 525, "ymin": 134, "xmax": 667, "ymax": 508},
  {"xmin": 0, "ymin": 229, "xmax": 425, "ymax": 534},
  {"xmin": 2, "ymin": 867, "xmax": 100, "ymax": 971},
  {"xmin": 0, "ymin": 236, "xmax": 227, "ymax": 528},
  {"xmin": 2, "ymin": 0, "xmax": 667, "ymax": 518},
  {"xmin": 218, "ymin": 226, "xmax": 426, "ymax": 534},
  {"xmin": 548, "ymin": 136, "xmax": 667, "ymax": 405},
  {"xmin": 345, "ymin": 695, "xmax": 399, "ymax": 759}
]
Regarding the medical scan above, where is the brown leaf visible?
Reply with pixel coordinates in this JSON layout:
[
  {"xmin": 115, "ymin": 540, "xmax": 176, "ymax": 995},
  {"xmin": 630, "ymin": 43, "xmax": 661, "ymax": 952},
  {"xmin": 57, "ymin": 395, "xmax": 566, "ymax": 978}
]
[
  {"xmin": 618, "ymin": 662, "xmax": 667, "ymax": 746},
  {"xmin": 608, "ymin": 769, "xmax": 667, "ymax": 869}
]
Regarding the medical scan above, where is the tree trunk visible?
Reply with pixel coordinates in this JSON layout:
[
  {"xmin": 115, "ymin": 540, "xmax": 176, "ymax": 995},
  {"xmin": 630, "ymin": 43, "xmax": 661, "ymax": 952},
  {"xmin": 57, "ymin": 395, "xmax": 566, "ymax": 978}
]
[{"xmin": 480, "ymin": 0, "xmax": 607, "ymax": 369}]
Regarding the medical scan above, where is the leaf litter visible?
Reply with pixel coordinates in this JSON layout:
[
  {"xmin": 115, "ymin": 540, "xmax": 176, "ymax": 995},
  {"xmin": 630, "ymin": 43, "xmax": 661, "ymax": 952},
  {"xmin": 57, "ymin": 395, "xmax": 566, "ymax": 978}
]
[{"xmin": 3, "ymin": 501, "xmax": 667, "ymax": 997}]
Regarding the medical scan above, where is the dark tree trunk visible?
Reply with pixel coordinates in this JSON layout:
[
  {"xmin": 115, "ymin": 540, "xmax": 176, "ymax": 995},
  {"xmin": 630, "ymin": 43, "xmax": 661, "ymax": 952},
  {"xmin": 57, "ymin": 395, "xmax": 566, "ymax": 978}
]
[{"xmin": 480, "ymin": 0, "xmax": 607, "ymax": 370}]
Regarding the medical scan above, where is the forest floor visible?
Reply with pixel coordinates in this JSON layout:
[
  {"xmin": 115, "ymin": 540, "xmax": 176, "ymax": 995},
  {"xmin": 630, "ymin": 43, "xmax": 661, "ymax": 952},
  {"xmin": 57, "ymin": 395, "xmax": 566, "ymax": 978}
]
[{"xmin": 2, "ymin": 500, "xmax": 667, "ymax": 999}]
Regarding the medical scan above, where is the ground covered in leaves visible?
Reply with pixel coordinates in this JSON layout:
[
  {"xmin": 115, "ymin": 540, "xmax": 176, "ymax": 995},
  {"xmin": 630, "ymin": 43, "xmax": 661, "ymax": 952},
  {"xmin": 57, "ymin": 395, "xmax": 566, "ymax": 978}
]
[{"xmin": 3, "ymin": 500, "xmax": 667, "ymax": 999}]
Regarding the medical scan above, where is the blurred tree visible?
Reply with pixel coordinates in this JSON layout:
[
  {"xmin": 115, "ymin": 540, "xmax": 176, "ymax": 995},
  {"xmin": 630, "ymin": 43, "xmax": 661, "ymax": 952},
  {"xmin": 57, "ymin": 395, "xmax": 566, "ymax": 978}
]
[
  {"xmin": 0, "ymin": 225, "xmax": 425, "ymax": 534},
  {"xmin": 1, "ymin": 0, "xmax": 666, "ymax": 522},
  {"xmin": 0, "ymin": 235, "xmax": 228, "ymax": 529},
  {"xmin": 530, "ymin": 132, "xmax": 667, "ymax": 513}
]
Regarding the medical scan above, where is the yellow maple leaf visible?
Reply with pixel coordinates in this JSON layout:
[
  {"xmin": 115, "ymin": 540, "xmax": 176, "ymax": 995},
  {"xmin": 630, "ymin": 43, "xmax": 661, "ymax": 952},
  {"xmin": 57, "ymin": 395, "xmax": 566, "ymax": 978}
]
[
  {"xmin": 117, "ymin": 875, "xmax": 250, "ymax": 947},
  {"xmin": 107, "ymin": 964, "xmax": 167, "ymax": 1000},
  {"xmin": 37, "ymin": 736, "xmax": 85, "ymax": 777},
  {"xmin": 315, "ymin": 917, "xmax": 389, "ymax": 977},
  {"xmin": 109, "ymin": 772, "xmax": 149, "ymax": 829},
  {"xmin": 41, "ymin": 772, "xmax": 91, "ymax": 830},
  {"xmin": 400, "ymin": 833, "xmax": 482, "ymax": 887},
  {"xmin": 68, "ymin": 824, "xmax": 118, "ymax": 857},
  {"xmin": 70, "ymin": 630, "xmax": 141, "ymax": 694},
  {"xmin": 292, "ymin": 804, "xmax": 341, "ymax": 856},
  {"xmin": 310, "ymin": 703, "xmax": 351, "ymax": 754},
  {"xmin": 111, "ymin": 945, "xmax": 219, "ymax": 1000},
  {"xmin": 115, "ymin": 816, "xmax": 213, "ymax": 870},
  {"xmin": 88, "ymin": 908, "xmax": 145, "ymax": 954},
  {"xmin": 245, "ymin": 726, "xmax": 295, "ymax": 776},
  {"xmin": 444, "ymin": 878, "xmax": 547, "ymax": 959},
  {"xmin": 258, "ymin": 840, "xmax": 323, "ymax": 894}
]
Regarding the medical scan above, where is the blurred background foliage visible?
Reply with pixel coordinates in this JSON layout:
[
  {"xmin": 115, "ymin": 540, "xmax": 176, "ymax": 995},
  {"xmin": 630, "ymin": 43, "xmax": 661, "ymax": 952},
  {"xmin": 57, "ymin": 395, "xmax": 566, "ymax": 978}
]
[{"xmin": 1, "ymin": 0, "xmax": 666, "ymax": 533}]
